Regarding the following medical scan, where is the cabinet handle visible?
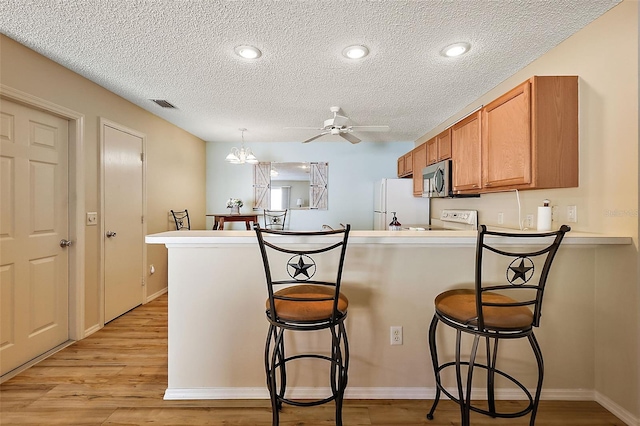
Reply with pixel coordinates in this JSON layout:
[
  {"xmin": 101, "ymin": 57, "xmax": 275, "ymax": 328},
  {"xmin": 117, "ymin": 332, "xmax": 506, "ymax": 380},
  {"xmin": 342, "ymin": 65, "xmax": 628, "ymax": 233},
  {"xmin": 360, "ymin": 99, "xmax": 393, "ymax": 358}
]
[
  {"xmin": 484, "ymin": 182, "xmax": 492, "ymax": 187},
  {"xmin": 472, "ymin": 184, "xmax": 478, "ymax": 188}
]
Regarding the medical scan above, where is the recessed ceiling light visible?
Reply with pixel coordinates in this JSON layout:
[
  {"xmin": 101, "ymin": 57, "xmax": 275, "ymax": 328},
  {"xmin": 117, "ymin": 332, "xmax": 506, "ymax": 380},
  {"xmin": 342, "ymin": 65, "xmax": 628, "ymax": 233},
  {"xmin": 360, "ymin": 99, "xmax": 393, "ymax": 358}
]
[
  {"xmin": 342, "ymin": 45, "xmax": 369, "ymax": 59},
  {"xmin": 441, "ymin": 42, "xmax": 471, "ymax": 57},
  {"xmin": 234, "ymin": 45, "xmax": 262, "ymax": 59}
]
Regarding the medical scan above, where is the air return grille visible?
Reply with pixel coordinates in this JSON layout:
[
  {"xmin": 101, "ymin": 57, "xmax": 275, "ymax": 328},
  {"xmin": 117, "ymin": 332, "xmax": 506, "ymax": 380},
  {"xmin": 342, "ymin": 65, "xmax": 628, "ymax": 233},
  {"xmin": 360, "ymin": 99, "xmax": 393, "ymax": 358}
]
[{"xmin": 150, "ymin": 99, "xmax": 177, "ymax": 108}]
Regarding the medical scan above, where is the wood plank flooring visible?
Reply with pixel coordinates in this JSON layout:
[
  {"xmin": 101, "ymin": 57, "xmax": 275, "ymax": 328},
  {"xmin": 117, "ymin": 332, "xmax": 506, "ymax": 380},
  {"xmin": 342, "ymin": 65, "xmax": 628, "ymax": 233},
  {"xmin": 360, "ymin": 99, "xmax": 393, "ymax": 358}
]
[{"xmin": 0, "ymin": 294, "xmax": 626, "ymax": 425}]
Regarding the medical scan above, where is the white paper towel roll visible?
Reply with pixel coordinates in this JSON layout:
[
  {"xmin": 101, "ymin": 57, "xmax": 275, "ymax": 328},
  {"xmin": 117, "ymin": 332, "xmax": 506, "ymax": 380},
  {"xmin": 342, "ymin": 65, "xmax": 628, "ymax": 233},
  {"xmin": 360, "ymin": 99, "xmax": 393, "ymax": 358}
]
[{"xmin": 537, "ymin": 206, "xmax": 552, "ymax": 231}]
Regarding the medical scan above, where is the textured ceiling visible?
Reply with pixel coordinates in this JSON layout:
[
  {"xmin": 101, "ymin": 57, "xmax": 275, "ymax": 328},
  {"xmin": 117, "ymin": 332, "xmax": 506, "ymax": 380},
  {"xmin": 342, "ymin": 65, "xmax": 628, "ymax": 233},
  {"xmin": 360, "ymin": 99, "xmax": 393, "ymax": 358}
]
[{"xmin": 0, "ymin": 0, "xmax": 621, "ymax": 144}]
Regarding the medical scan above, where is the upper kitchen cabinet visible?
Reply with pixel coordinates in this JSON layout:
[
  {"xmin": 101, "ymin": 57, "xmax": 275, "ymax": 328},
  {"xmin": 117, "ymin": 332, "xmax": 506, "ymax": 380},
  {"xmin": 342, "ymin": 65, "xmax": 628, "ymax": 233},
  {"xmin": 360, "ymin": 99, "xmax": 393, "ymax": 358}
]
[
  {"xmin": 436, "ymin": 128, "xmax": 452, "ymax": 162},
  {"xmin": 426, "ymin": 129, "xmax": 452, "ymax": 167},
  {"xmin": 452, "ymin": 111, "xmax": 482, "ymax": 192},
  {"xmin": 426, "ymin": 137, "xmax": 437, "ymax": 165},
  {"xmin": 482, "ymin": 76, "xmax": 578, "ymax": 191},
  {"xmin": 397, "ymin": 151, "xmax": 413, "ymax": 177},
  {"xmin": 412, "ymin": 142, "xmax": 427, "ymax": 196}
]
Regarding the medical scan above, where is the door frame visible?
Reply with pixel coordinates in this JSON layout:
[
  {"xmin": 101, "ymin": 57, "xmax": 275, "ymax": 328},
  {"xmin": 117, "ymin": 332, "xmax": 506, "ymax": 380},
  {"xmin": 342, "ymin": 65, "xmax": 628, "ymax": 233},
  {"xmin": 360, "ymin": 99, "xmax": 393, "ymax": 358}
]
[
  {"xmin": 0, "ymin": 84, "xmax": 86, "ymax": 341},
  {"xmin": 98, "ymin": 118, "xmax": 147, "ymax": 326}
]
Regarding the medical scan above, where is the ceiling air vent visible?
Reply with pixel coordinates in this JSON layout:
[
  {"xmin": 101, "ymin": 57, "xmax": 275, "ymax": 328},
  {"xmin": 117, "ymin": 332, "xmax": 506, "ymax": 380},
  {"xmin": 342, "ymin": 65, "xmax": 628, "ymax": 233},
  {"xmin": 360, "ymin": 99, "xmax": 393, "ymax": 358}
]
[{"xmin": 150, "ymin": 99, "xmax": 177, "ymax": 109}]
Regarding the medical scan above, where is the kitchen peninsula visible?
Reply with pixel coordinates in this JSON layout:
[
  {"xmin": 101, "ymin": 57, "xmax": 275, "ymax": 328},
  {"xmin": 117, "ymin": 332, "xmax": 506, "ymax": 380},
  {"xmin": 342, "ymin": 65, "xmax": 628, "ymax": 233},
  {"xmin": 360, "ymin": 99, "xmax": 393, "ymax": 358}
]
[{"xmin": 146, "ymin": 229, "xmax": 630, "ymax": 401}]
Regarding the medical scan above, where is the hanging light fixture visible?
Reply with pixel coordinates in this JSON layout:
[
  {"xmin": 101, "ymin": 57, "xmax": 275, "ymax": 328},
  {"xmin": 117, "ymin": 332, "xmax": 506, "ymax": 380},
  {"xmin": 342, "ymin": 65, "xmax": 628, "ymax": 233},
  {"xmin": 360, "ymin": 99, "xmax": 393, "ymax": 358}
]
[{"xmin": 225, "ymin": 128, "xmax": 258, "ymax": 164}]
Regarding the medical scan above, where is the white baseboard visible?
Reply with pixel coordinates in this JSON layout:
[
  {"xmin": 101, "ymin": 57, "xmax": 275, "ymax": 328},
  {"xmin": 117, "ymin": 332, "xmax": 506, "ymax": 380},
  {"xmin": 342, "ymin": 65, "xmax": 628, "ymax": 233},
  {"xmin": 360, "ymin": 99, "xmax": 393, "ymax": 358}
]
[
  {"xmin": 163, "ymin": 386, "xmax": 594, "ymax": 402},
  {"xmin": 164, "ymin": 387, "xmax": 638, "ymax": 425},
  {"xmin": 595, "ymin": 391, "xmax": 638, "ymax": 426},
  {"xmin": 146, "ymin": 287, "xmax": 167, "ymax": 303}
]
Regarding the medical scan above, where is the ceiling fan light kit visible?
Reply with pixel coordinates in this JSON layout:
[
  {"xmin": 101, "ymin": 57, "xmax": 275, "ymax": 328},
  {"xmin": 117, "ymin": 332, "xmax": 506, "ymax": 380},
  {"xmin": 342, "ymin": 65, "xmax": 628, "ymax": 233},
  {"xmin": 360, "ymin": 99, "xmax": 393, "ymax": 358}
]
[{"xmin": 285, "ymin": 106, "xmax": 390, "ymax": 144}]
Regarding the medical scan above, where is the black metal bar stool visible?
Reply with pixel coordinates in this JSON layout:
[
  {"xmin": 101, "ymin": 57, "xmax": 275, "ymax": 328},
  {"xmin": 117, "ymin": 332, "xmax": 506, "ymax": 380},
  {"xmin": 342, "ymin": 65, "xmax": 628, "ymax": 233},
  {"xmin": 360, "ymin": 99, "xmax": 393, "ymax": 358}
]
[
  {"xmin": 254, "ymin": 224, "xmax": 351, "ymax": 426},
  {"xmin": 427, "ymin": 224, "xmax": 570, "ymax": 426}
]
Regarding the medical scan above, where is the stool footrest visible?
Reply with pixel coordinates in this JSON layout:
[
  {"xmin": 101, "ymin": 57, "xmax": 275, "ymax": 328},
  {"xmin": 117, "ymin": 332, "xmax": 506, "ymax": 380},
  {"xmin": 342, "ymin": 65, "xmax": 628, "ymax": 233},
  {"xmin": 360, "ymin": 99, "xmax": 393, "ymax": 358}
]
[{"xmin": 434, "ymin": 361, "xmax": 535, "ymax": 419}]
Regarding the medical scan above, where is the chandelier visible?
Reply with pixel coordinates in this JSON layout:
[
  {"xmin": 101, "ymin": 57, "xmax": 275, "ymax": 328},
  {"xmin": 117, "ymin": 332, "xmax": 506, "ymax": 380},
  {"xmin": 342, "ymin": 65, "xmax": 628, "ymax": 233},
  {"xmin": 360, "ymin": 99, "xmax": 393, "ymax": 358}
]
[{"xmin": 225, "ymin": 128, "xmax": 258, "ymax": 164}]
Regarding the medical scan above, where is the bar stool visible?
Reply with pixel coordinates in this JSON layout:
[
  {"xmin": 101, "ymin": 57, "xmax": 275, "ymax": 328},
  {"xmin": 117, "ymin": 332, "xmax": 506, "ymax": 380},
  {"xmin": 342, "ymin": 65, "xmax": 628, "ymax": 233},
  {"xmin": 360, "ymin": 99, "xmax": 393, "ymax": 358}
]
[
  {"xmin": 254, "ymin": 224, "xmax": 351, "ymax": 426},
  {"xmin": 427, "ymin": 224, "xmax": 570, "ymax": 426}
]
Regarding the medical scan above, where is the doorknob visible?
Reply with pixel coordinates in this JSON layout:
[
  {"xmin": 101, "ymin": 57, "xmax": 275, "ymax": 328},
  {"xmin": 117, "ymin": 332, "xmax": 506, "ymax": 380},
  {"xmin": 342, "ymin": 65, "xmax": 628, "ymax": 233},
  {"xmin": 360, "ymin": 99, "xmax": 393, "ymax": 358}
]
[
  {"xmin": 106, "ymin": 231, "xmax": 117, "ymax": 238},
  {"xmin": 60, "ymin": 239, "xmax": 73, "ymax": 247}
]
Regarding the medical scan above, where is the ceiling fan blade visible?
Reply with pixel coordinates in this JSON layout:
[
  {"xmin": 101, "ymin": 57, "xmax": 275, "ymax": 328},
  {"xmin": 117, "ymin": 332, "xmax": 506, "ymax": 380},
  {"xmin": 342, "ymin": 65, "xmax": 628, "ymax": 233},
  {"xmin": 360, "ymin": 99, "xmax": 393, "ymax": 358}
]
[
  {"xmin": 349, "ymin": 125, "xmax": 390, "ymax": 132},
  {"xmin": 302, "ymin": 133, "xmax": 328, "ymax": 144},
  {"xmin": 340, "ymin": 132, "xmax": 361, "ymax": 144},
  {"xmin": 332, "ymin": 115, "xmax": 349, "ymax": 127}
]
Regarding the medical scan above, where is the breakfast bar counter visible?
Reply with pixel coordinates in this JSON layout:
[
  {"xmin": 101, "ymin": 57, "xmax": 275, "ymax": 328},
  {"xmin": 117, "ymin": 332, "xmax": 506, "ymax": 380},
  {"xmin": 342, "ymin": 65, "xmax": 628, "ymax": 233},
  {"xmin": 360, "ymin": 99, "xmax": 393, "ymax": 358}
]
[{"xmin": 146, "ymin": 230, "xmax": 631, "ymax": 401}]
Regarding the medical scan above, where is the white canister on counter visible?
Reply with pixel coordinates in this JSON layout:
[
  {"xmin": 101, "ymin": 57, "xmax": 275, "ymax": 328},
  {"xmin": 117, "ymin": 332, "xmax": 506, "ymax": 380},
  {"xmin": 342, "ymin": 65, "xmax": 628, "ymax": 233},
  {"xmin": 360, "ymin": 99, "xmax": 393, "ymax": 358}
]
[{"xmin": 537, "ymin": 199, "xmax": 552, "ymax": 231}]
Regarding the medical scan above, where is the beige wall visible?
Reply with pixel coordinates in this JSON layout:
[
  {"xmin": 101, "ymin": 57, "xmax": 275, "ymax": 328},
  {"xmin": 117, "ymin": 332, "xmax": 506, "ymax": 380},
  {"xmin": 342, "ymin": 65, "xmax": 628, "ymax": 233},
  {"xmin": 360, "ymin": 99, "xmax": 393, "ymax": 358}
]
[
  {"xmin": 0, "ymin": 35, "xmax": 206, "ymax": 331},
  {"xmin": 416, "ymin": 0, "xmax": 639, "ymax": 417}
]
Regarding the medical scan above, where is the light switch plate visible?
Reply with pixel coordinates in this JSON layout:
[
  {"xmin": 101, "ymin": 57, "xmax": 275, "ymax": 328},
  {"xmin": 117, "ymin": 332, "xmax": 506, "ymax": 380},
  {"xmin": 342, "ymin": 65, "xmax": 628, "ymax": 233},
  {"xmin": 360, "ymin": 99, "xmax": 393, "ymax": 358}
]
[{"xmin": 86, "ymin": 212, "xmax": 98, "ymax": 226}]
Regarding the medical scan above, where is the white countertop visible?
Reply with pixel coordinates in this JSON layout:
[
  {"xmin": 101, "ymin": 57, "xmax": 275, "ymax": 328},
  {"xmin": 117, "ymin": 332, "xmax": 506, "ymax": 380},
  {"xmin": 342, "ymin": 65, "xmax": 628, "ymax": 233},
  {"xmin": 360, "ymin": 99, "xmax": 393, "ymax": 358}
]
[{"xmin": 145, "ymin": 229, "xmax": 632, "ymax": 247}]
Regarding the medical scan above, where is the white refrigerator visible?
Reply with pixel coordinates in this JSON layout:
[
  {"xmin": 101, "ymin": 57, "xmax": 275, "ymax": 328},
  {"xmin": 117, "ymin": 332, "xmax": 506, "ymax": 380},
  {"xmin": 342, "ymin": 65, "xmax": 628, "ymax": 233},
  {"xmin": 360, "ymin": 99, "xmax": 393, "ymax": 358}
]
[{"xmin": 373, "ymin": 178, "xmax": 430, "ymax": 230}]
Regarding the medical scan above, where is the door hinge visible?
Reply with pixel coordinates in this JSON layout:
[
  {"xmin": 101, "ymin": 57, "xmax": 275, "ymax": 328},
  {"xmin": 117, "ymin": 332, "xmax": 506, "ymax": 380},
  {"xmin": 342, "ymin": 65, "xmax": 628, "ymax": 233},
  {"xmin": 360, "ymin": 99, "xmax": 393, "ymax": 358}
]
[
  {"xmin": 141, "ymin": 277, "xmax": 146, "ymax": 287},
  {"xmin": 140, "ymin": 152, "xmax": 144, "ymax": 162},
  {"xmin": 141, "ymin": 215, "xmax": 144, "ymax": 224}
]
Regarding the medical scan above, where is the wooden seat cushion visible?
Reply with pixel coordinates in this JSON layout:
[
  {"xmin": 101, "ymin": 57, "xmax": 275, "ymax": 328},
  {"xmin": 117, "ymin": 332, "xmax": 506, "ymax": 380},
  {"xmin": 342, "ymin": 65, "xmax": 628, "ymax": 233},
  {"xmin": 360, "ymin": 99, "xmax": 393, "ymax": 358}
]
[
  {"xmin": 267, "ymin": 284, "xmax": 348, "ymax": 322},
  {"xmin": 435, "ymin": 289, "xmax": 533, "ymax": 331}
]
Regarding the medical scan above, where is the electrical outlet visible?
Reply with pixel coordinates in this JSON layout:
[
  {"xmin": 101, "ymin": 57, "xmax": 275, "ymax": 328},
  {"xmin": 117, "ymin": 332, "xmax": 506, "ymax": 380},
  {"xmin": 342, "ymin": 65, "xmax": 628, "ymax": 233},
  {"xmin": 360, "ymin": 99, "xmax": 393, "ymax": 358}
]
[
  {"xmin": 390, "ymin": 326, "xmax": 403, "ymax": 345},
  {"xmin": 526, "ymin": 214, "xmax": 534, "ymax": 228},
  {"xmin": 567, "ymin": 205, "xmax": 577, "ymax": 223},
  {"xmin": 86, "ymin": 212, "xmax": 98, "ymax": 226},
  {"xmin": 497, "ymin": 212, "xmax": 504, "ymax": 225}
]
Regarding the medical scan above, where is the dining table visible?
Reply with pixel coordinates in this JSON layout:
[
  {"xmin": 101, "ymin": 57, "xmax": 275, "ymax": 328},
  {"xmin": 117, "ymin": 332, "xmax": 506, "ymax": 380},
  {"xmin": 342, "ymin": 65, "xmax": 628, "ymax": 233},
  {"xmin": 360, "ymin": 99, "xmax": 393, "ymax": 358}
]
[{"xmin": 207, "ymin": 213, "xmax": 259, "ymax": 230}]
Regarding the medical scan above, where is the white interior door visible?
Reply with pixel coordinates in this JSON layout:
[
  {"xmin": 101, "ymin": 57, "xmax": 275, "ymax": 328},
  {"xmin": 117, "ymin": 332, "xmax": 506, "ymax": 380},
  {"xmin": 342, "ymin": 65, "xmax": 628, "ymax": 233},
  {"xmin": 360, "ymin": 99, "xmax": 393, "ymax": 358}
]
[
  {"xmin": 0, "ymin": 99, "xmax": 69, "ymax": 375},
  {"xmin": 103, "ymin": 122, "xmax": 144, "ymax": 323}
]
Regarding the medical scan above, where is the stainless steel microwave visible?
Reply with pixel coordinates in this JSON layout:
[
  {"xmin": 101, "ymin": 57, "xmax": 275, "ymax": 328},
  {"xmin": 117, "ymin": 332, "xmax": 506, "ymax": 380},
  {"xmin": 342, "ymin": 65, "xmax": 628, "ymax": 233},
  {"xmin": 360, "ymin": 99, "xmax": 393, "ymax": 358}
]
[{"xmin": 422, "ymin": 160, "xmax": 451, "ymax": 198}]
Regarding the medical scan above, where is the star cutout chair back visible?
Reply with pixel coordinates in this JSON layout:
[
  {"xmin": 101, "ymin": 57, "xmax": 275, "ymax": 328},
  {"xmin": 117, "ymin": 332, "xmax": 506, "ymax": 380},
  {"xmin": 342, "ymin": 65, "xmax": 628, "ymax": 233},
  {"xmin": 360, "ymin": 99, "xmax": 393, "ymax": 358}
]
[
  {"xmin": 427, "ymin": 224, "xmax": 570, "ymax": 426},
  {"xmin": 254, "ymin": 224, "xmax": 351, "ymax": 426},
  {"xmin": 263, "ymin": 209, "xmax": 288, "ymax": 230},
  {"xmin": 170, "ymin": 209, "xmax": 190, "ymax": 230}
]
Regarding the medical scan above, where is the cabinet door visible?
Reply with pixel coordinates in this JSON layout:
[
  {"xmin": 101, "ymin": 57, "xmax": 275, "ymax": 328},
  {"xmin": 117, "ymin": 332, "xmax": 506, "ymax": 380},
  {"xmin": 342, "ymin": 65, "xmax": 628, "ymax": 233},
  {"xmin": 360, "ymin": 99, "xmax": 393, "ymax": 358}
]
[
  {"xmin": 404, "ymin": 152, "xmax": 413, "ymax": 175},
  {"xmin": 451, "ymin": 111, "xmax": 482, "ymax": 192},
  {"xmin": 482, "ymin": 81, "xmax": 531, "ymax": 189},
  {"xmin": 436, "ymin": 128, "xmax": 452, "ymax": 161},
  {"xmin": 397, "ymin": 156, "xmax": 405, "ymax": 177},
  {"xmin": 426, "ymin": 138, "xmax": 437, "ymax": 165},
  {"xmin": 412, "ymin": 143, "xmax": 427, "ymax": 196}
]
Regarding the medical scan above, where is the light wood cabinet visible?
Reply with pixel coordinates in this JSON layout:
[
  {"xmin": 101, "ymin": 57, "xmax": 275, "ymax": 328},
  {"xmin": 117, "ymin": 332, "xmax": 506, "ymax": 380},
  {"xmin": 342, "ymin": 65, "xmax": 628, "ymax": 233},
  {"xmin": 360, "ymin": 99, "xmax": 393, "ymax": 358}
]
[
  {"xmin": 404, "ymin": 152, "xmax": 413, "ymax": 175},
  {"xmin": 436, "ymin": 128, "xmax": 452, "ymax": 161},
  {"xmin": 397, "ymin": 152, "xmax": 413, "ymax": 177},
  {"xmin": 426, "ymin": 138, "xmax": 437, "ymax": 165},
  {"xmin": 482, "ymin": 76, "xmax": 578, "ymax": 191},
  {"xmin": 426, "ymin": 129, "xmax": 452, "ymax": 167},
  {"xmin": 412, "ymin": 143, "xmax": 427, "ymax": 196},
  {"xmin": 451, "ymin": 111, "xmax": 482, "ymax": 192},
  {"xmin": 397, "ymin": 156, "xmax": 405, "ymax": 177}
]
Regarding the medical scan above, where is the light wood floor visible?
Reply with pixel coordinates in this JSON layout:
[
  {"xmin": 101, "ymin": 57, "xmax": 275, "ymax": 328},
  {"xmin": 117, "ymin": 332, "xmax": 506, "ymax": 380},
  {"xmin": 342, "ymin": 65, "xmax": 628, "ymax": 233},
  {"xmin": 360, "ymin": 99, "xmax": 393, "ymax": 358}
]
[{"xmin": 0, "ymin": 294, "xmax": 626, "ymax": 425}]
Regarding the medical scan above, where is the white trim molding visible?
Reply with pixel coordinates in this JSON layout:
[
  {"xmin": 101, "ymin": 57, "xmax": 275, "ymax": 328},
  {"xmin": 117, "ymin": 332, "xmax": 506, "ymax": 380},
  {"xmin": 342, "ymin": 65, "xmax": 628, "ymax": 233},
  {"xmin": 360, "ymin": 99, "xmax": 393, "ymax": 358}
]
[
  {"xmin": 164, "ymin": 386, "xmax": 595, "ymax": 402},
  {"xmin": 164, "ymin": 386, "xmax": 638, "ymax": 424}
]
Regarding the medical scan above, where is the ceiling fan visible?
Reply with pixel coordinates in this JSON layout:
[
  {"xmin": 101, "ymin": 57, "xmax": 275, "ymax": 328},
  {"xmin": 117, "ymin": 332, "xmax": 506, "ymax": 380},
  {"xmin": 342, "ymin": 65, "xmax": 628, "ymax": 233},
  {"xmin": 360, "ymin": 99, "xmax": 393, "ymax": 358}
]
[{"xmin": 285, "ymin": 106, "xmax": 390, "ymax": 144}]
